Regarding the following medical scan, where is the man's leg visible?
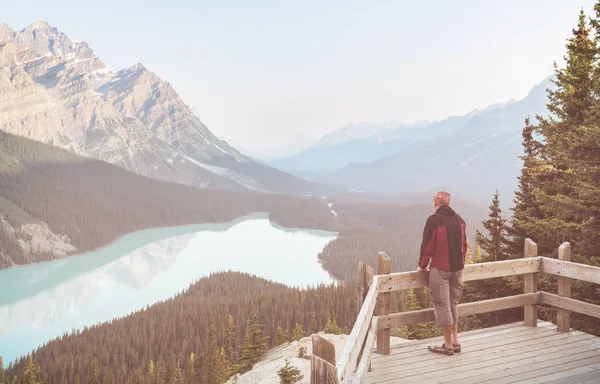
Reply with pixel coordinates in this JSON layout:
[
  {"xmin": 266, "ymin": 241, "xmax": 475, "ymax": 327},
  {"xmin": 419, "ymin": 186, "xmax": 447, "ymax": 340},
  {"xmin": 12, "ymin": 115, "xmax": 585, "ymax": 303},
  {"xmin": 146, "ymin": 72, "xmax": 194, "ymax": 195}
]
[
  {"xmin": 429, "ymin": 268, "xmax": 454, "ymax": 354},
  {"xmin": 450, "ymin": 270, "xmax": 464, "ymax": 349}
]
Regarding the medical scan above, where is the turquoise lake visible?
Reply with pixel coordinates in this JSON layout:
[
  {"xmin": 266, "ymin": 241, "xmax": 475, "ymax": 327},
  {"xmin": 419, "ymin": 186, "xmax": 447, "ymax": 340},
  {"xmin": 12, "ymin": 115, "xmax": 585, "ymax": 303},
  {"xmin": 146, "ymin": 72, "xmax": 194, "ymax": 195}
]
[{"xmin": 0, "ymin": 214, "xmax": 337, "ymax": 365}]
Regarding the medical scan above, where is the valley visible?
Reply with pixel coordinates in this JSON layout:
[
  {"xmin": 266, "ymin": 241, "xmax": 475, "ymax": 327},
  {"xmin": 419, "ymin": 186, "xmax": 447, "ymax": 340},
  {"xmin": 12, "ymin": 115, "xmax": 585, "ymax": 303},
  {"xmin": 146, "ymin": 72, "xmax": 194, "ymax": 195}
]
[{"xmin": 3, "ymin": 4, "xmax": 598, "ymax": 382}]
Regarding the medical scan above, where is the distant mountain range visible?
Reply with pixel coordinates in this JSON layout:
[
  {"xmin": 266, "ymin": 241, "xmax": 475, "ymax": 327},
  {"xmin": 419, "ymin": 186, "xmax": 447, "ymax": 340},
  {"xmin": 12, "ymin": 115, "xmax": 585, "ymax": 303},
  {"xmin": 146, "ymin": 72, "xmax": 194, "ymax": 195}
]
[
  {"xmin": 0, "ymin": 21, "xmax": 343, "ymax": 196},
  {"xmin": 268, "ymin": 77, "xmax": 553, "ymax": 203}
]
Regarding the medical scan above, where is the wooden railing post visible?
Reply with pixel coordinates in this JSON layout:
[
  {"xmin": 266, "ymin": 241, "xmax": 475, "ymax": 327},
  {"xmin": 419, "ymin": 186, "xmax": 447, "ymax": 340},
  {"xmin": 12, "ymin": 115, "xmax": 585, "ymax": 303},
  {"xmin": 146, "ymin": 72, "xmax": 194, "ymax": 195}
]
[
  {"xmin": 357, "ymin": 262, "xmax": 374, "ymax": 313},
  {"xmin": 557, "ymin": 242, "xmax": 571, "ymax": 332},
  {"xmin": 376, "ymin": 252, "xmax": 391, "ymax": 355},
  {"xmin": 311, "ymin": 335, "xmax": 338, "ymax": 384},
  {"xmin": 356, "ymin": 262, "xmax": 374, "ymax": 370},
  {"xmin": 524, "ymin": 238, "xmax": 538, "ymax": 327}
]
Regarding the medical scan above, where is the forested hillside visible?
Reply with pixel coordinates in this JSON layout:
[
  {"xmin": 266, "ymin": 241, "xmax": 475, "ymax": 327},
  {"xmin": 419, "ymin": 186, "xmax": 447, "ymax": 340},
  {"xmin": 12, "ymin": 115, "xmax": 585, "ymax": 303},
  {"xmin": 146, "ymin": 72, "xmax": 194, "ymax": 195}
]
[
  {"xmin": 4, "ymin": 272, "xmax": 356, "ymax": 384},
  {"xmin": 0, "ymin": 130, "xmax": 486, "ymax": 280}
]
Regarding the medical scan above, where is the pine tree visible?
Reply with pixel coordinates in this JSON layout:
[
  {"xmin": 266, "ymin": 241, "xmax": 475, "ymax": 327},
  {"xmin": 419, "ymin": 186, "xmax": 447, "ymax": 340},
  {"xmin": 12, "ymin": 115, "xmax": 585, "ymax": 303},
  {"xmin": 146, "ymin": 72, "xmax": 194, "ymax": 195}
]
[
  {"xmin": 0, "ymin": 356, "xmax": 4, "ymax": 384},
  {"xmin": 206, "ymin": 325, "xmax": 226, "ymax": 384},
  {"xmin": 277, "ymin": 359, "xmax": 304, "ymax": 384},
  {"xmin": 239, "ymin": 315, "xmax": 269, "ymax": 373},
  {"xmin": 508, "ymin": 118, "xmax": 545, "ymax": 257},
  {"xmin": 476, "ymin": 191, "xmax": 509, "ymax": 261},
  {"xmin": 276, "ymin": 326, "xmax": 289, "ymax": 345},
  {"xmin": 87, "ymin": 359, "xmax": 101, "ymax": 384},
  {"xmin": 292, "ymin": 323, "xmax": 304, "ymax": 341},
  {"xmin": 22, "ymin": 355, "xmax": 43, "ymax": 384},
  {"xmin": 323, "ymin": 316, "xmax": 341, "ymax": 335},
  {"xmin": 223, "ymin": 315, "xmax": 237, "ymax": 373},
  {"xmin": 474, "ymin": 242, "xmax": 483, "ymax": 263},
  {"xmin": 185, "ymin": 353, "xmax": 195, "ymax": 384},
  {"xmin": 232, "ymin": 374, "xmax": 240, "ymax": 384},
  {"xmin": 518, "ymin": 8, "xmax": 597, "ymax": 255},
  {"xmin": 309, "ymin": 312, "xmax": 318, "ymax": 334},
  {"xmin": 173, "ymin": 361, "xmax": 183, "ymax": 384}
]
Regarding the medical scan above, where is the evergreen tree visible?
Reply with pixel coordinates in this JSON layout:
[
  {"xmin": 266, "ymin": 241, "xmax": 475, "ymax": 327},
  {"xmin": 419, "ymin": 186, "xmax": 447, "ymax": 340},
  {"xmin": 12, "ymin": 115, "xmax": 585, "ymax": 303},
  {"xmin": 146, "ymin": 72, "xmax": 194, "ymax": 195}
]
[
  {"xmin": 173, "ymin": 361, "xmax": 183, "ymax": 384},
  {"xmin": 276, "ymin": 327, "xmax": 289, "ymax": 345},
  {"xmin": 508, "ymin": 118, "xmax": 544, "ymax": 257},
  {"xmin": 163, "ymin": 360, "xmax": 174, "ymax": 384},
  {"xmin": 206, "ymin": 325, "xmax": 226, "ymax": 384},
  {"xmin": 87, "ymin": 359, "xmax": 101, "ymax": 384},
  {"xmin": 277, "ymin": 359, "xmax": 304, "ymax": 384},
  {"xmin": 22, "ymin": 355, "xmax": 43, "ymax": 384},
  {"xmin": 474, "ymin": 242, "xmax": 483, "ymax": 263},
  {"xmin": 517, "ymin": 8, "xmax": 597, "ymax": 255},
  {"xmin": 185, "ymin": 354, "xmax": 195, "ymax": 384},
  {"xmin": 292, "ymin": 323, "xmax": 304, "ymax": 342},
  {"xmin": 309, "ymin": 312, "xmax": 318, "ymax": 334},
  {"xmin": 476, "ymin": 191, "xmax": 509, "ymax": 261},
  {"xmin": 232, "ymin": 374, "xmax": 240, "ymax": 384},
  {"xmin": 323, "ymin": 316, "xmax": 341, "ymax": 335},
  {"xmin": 0, "ymin": 356, "xmax": 4, "ymax": 384},
  {"xmin": 239, "ymin": 315, "xmax": 269, "ymax": 373},
  {"xmin": 223, "ymin": 315, "xmax": 237, "ymax": 368}
]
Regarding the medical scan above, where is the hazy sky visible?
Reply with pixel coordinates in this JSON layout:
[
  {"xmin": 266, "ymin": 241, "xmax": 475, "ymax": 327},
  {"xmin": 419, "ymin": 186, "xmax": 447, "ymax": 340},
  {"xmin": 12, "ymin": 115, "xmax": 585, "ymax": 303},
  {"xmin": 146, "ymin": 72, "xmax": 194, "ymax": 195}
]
[{"xmin": 2, "ymin": 0, "xmax": 597, "ymax": 153}]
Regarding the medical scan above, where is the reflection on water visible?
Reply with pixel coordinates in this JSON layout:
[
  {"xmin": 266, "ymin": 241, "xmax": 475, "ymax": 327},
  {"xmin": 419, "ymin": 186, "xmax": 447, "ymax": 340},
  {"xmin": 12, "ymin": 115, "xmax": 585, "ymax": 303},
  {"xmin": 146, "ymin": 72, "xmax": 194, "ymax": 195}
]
[{"xmin": 0, "ymin": 214, "xmax": 336, "ymax": 365}]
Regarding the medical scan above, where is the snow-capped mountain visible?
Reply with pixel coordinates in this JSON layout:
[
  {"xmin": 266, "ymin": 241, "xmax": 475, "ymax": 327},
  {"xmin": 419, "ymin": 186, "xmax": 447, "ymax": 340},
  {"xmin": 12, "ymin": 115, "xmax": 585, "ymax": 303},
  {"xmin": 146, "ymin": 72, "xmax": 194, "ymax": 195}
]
[
  {"xmin": 0, "ymin": 21, "xmax": 343, "ymax": 196},
  {"xmin": 307, "ymin": 77, "xmax": 553, "ymax": 203},
  {"xmin": 267, "ymin": 120, "xmax": 431, "ymax": 174}
]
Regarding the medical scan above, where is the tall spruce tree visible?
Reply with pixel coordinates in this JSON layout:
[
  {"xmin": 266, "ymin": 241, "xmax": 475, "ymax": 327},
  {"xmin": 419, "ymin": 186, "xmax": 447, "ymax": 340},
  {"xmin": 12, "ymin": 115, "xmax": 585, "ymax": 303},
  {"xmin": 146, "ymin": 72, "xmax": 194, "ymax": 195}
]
[
  {"xmin": 518, "ymin": 8, "xmax": 597, "ymax": 255},
  {"xmin": 508, "ymin": 118, "xmax": 544, "ymax": 257},
  {"xmin": 22, "ymin": 356, "xmax": 43, "ymax": 384},
  {"xmin": 239, "ymin": 315, "xmax": 269, "ymax": 374},
  {"xmin": 476, "ymin": 191, "xmax": 509, "ymax": 261},
  {"xmin": 223, "ymin": 315, "xmax": 237, "ymax": 367}
]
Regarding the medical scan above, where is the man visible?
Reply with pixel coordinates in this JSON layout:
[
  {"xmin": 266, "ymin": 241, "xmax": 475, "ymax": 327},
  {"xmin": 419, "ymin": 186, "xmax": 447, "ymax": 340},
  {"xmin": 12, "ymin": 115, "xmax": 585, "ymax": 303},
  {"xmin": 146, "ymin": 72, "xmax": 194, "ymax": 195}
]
[{"xmin": 417, "ymin": 191, "xmax": 467, "ymax": 356}]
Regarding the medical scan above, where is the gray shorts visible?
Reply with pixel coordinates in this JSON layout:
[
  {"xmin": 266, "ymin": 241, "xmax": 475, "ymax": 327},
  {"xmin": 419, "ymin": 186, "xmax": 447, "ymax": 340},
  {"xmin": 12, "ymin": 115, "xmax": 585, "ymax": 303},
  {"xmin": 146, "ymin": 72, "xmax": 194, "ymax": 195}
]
[{"xmin": 428, "ymin": 267, "xmax": 464, "ymax": 326}]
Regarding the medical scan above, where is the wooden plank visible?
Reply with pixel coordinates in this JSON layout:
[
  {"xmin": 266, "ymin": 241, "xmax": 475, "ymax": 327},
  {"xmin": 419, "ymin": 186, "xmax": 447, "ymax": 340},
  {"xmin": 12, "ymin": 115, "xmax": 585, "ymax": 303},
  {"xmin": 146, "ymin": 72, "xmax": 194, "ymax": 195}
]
[
  {"xmin": 538, "ymin": 364, "xmax": 600, "ymax": 383},
  {"xmin": 311, "ymin": 355, "xmax": 339, "ymax": 384},
  {"xmin": 378, "ymin": 257, "xmax": 541, "ymax": 293},
  {"xmin": 368, "ymin": 328, "xmax": 577, "ymax": 377},
  {"xmin": 337, "ymin": 276, "xmax": 379, "ymax": 383},
  {"xmin": 313, "ymin": 335, "xmax": 336, "ymax": 365},
  {"xmin": 352, "ymin": 318, "xmax": 377, "ymax": 384},
  {"xmin": 441, "ymin": 343, "xmax": 600, "ymax": 384},
  {"xmin": 541, "ymin": 292, "xmax": 600, "ymax": 319},
  {"xmin": 377, "ymin": 293, "xmax": 539, "ymax": 329},
  {"xmin": 366, "ymin": 331, "xmax": 598, "ymax": 382},
  {"xmin": 541, "ymin": 256, "xmax": 600, "ymax": 285},
  {"xmin": 411, "ymin": 338, "xmax": 600, "ymax": 384},
  {"xmin": 375, "ymin": 252, "xmax": 391, "ymax": 355},
  {"xmin": 372, "ymin": 323, "xmax": 560, "ymax": 365},
  {"xmin": 557, "ymin": 242, "xmax": 571, "ymax": 333},
  {"xmin": 524, "ymin": 238, "xmax": 538, "ymax": 327}
]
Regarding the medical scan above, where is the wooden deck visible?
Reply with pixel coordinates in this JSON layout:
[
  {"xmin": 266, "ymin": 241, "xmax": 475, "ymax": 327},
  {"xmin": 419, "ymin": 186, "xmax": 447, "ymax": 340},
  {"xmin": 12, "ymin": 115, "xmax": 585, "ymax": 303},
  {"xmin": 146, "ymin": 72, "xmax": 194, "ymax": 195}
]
[{"xmin": 364, "ymin": 321, "xmax": 600, "ymax": 384}]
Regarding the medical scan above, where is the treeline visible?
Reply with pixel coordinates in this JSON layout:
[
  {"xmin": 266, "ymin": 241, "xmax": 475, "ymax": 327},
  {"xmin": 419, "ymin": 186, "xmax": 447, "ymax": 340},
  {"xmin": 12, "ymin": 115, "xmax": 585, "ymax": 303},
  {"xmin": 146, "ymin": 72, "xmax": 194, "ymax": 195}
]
[
  {"xmin": 4, "ymin": 272, "xmax": 355, "ymax": 384},
  {"xmin": 0, "ymin": 130, "xmax": 487, "ymax": 283}
]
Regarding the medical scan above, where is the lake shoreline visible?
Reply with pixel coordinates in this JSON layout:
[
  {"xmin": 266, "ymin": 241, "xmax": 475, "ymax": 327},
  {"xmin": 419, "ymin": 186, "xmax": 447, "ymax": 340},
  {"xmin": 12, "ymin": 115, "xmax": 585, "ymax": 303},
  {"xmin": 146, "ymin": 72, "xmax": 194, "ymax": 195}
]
[{"xmin": 0, "ymin": 212, "xmax": 339, "ymax": 274}]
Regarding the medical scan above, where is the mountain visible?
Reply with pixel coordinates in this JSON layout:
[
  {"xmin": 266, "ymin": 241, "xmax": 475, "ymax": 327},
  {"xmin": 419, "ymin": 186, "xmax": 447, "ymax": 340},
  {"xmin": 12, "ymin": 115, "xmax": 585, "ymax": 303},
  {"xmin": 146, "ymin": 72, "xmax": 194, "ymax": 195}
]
[
  {"xmin": 0, "ymin": 21, "xmax": 343, "ymax": 196},
  {"xmin": 310, "ymin": 77, "xmax": 553, "ymax": 203},
  {"xmin": 0, "ymin": 129, "xmax": 342, "ymax": 269},
  {"xmin": 267, "ymin": 120, "xmax": 432, "ymax": 174}
]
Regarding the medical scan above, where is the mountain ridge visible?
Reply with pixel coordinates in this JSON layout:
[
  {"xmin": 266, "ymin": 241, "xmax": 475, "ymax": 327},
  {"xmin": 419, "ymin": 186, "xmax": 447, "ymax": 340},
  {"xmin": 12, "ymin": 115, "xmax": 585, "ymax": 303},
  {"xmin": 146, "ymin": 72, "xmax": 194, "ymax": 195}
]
[{"xmin": 0, "ymin": 21, "xmax": 343, "ymax": 196}]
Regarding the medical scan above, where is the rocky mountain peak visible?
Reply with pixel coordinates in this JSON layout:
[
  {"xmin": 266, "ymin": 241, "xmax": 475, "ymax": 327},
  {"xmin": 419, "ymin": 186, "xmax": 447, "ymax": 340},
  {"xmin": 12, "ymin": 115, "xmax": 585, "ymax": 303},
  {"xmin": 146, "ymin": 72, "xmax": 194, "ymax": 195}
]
[{"xmin": 0, "ymin": 24, "xmax": 15, "ymax": 45}]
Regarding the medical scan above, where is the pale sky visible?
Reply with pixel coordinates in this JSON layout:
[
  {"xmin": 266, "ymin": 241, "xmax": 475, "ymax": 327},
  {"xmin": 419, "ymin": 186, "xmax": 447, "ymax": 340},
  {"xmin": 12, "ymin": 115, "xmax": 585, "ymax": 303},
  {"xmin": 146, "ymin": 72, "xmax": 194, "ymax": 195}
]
[{"xmin": 2, "ymin": 0, "xmax": 597, "ymax": 153}]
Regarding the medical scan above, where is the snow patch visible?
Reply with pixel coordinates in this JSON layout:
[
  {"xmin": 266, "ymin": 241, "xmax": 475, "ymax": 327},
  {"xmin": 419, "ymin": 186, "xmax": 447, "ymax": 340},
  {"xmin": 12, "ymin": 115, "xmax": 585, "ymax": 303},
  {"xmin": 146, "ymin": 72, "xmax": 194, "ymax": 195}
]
[
  {"xmin": 182, "ymin": 155, "xmax": 271, "ymax": 193},
  {"xmin": 327, "ymin": 202, "xmax": 337, "ymax": 218}
]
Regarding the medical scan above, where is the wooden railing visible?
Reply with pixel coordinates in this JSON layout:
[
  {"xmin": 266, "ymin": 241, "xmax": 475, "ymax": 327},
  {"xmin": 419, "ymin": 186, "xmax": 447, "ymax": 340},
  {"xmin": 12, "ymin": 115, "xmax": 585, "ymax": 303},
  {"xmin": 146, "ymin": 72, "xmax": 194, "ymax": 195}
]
[{"xmin": 310, "ymin": 239, "xmax": 600, "ymax": 384}]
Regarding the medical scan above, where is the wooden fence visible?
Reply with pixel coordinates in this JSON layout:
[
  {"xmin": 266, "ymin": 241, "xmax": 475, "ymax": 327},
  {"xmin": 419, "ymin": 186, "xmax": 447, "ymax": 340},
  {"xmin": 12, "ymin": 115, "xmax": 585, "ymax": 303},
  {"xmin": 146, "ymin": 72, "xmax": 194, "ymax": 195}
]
[{"xmin": 310, "ymin": 239, "xmax": 600, "ymax": 384}]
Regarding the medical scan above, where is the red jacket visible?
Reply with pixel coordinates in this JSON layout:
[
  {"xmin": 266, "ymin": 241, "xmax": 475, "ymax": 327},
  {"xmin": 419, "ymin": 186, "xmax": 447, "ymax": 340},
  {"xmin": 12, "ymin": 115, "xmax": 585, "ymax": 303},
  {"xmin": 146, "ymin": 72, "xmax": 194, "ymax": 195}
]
[{"xmin": 418, "ymin": 205, "xmax": 467, "ymax": 272}]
